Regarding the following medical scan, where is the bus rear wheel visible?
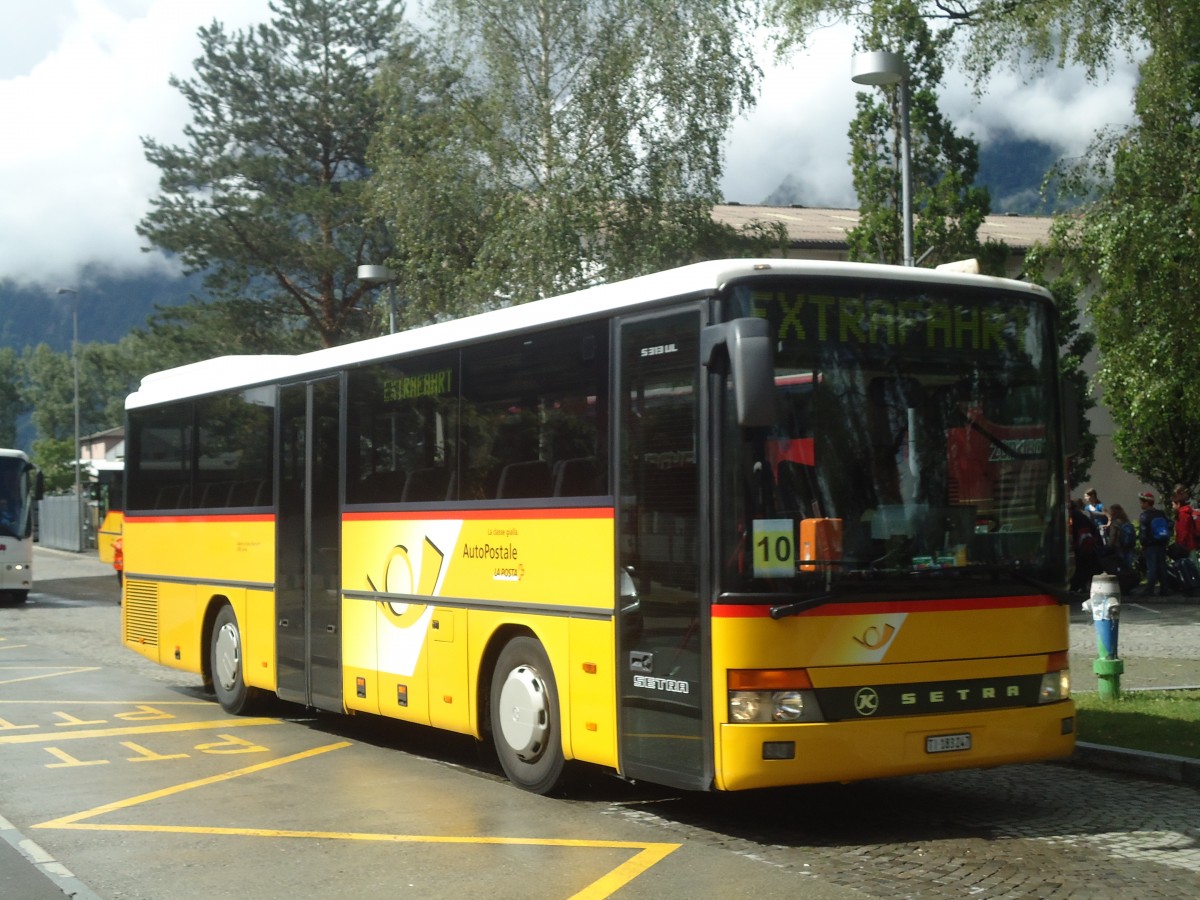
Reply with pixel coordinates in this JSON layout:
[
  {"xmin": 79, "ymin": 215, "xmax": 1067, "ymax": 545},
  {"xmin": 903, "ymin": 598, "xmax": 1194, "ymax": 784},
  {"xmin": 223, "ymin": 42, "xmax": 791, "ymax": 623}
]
[
  {"xmin": 210, "ymin": 604, "xmax": 263, "ymax": 715},
  {"xmin": 490, "ymin": 636, "xmax": 567, "ymax": 794}
]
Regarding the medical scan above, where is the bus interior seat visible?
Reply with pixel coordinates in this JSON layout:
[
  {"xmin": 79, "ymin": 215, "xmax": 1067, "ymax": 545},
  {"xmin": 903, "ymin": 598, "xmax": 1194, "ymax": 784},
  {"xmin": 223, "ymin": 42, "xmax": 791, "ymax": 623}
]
[
  {"xmin": 402, "ymin": 467, "xmax": 454, "ymax": 503},
  {"xmin": 496, "ymin": 460, "xmax": 552, "ymax": 499},
  {"xmin": 552, "ymin": 457, "xmax": 599, "ymax": 497},
  {"xmin": 360, "ymin": 469, "xmax": 407, "ymax": 502},
  {"xmin": 198, "ymin": 481, "xmax": 234, "ymax": 508},
  {"xmin": 154, "ymin": 484, "xmax": 188, "ymax": 510}
]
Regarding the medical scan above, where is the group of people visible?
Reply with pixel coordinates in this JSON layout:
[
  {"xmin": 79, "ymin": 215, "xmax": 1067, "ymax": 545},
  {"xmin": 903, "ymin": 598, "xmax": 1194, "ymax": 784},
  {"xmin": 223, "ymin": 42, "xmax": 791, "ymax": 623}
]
[{"xmin": 1069, "ymin": 483, "xmax": 1200, "ymax": 596}]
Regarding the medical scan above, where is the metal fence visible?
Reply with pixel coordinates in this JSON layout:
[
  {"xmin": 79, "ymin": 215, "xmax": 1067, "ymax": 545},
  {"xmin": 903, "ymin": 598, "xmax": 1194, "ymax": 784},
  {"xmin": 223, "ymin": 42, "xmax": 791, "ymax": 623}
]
[{"xmin": 37, "ymin": 495, "xmax": 89, "ymax": 552}]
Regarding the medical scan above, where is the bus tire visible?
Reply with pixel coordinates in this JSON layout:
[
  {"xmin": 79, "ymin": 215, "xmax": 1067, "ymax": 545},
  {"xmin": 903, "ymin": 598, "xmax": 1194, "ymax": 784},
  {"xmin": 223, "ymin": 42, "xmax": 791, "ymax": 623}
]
[
  {"xmin": 490, "ymin": 636, "xmax": 567, "ymax": 795},
  {"xmin": 210, "ymin": 604, "xmax": 262, "ymax": 715}
]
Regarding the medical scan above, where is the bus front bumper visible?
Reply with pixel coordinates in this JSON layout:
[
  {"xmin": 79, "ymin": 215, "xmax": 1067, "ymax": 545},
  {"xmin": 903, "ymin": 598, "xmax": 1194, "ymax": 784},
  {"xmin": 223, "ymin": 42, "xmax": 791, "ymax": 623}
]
[{"xmin": 713, "ymin": 701, "xmax": 1076, "ymax": 791}]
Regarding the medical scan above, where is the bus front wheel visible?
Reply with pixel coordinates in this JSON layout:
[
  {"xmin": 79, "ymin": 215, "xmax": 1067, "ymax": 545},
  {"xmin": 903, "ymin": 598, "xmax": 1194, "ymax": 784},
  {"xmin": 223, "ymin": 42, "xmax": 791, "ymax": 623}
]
[
  {"xmin": 490, "ymin": 637, "xmax": 567, "ymax": 794},
  {"xmin": 210, "ymin": 604, "xmax": 263, "ymax": 715}
]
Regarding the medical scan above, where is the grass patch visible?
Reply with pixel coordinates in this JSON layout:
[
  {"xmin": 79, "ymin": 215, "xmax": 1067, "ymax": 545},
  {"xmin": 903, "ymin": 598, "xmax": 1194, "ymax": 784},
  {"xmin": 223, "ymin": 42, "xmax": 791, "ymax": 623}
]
[{"xmin": 1074, "ymin": 689, "xmax": 1200, "ymax": 759}]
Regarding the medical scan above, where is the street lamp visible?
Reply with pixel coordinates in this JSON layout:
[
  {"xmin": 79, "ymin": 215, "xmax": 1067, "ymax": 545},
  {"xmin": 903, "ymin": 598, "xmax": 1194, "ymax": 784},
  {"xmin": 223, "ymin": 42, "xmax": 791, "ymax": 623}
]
[
  {"xmin": 357, "ymin": 264, "xmax": 397, "ymax": 334},
  {"xmin": 56, "ymin": 287, "xmax": 84, "ymax": 552},
  {"xmin": 851, "ymin": 50, "xmax": 914, "ymax": 267}
]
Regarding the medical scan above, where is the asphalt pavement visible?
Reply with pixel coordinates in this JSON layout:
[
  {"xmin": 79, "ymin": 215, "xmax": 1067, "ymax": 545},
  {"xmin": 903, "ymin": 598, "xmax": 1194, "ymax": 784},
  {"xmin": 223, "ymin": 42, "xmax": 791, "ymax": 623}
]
[{"xmin": 4, "ymin": 547, "xmax": 1199, "ymax": 900}]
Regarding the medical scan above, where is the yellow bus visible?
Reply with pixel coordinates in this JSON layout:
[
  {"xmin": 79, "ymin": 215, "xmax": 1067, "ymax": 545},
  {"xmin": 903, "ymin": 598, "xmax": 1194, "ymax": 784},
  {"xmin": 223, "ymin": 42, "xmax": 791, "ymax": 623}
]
[
  {"xmin": 92, "ymin": 459, "xmax": 124, "ymax": 565},
  {"xmin": 121, "ymin": 259, "xmax": 1075, "ymax": 794}
]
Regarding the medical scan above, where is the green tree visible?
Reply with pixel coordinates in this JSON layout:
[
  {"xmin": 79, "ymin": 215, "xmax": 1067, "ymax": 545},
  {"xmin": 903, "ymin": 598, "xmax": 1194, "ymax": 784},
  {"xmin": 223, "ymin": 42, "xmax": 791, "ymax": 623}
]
[
  {"xmin": 845, "ymin": 1, "xmax": 992, "ymax": 268},
  {"xmin": 0, "ymin": 348, "xmax": 22, "ymax": 448},
  {"xmin": 770, "ymin": 0, "xmax": 1143, "ymax": 83},
  {"xmin": 1048, "ymin": 5, "xmax": 1200, "ymax": 497},
  {"xmin": 370, "ymin": 0, "xmax": 765, "ymax": 312},
  {"xmin": 1021, "ymin": 247, "xmax": 1097, "ymax": 489},
  {"xmin": 137, "ymin": 0, "xmax": 413, "ymax": 348}
]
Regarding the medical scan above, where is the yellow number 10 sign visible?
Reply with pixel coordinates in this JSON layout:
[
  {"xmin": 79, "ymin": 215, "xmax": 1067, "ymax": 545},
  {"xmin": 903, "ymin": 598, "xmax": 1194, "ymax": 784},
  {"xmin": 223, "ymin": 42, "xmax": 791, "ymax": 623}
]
[{"xmin": 751, "ymin": 518, "xmax": 795, "ymax": 578}]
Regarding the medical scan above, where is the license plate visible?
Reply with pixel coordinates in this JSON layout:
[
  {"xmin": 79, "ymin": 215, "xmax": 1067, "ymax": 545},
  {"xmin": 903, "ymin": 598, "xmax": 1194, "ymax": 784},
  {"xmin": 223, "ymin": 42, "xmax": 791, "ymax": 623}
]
[{"xmin": 926, "ymin": 733, "xmax": 971, "ymax": 753}]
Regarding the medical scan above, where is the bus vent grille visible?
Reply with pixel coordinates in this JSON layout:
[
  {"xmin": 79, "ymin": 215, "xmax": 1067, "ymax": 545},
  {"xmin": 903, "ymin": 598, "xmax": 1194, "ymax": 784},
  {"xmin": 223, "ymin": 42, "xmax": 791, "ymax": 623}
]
[{"xmin": 124, "ymin": 581, "xmax": 159, "ymax": 647}]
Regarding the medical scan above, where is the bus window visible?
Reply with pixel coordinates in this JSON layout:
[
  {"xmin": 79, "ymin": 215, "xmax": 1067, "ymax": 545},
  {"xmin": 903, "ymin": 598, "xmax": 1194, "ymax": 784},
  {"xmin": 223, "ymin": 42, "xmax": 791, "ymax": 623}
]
[
  {"xmin": 346, "ymin": 351, "xmax": 459, "ymax": 505},
  {"xmin": 459, "ymin": 323, "xmax": 608, "ymax": 502}
]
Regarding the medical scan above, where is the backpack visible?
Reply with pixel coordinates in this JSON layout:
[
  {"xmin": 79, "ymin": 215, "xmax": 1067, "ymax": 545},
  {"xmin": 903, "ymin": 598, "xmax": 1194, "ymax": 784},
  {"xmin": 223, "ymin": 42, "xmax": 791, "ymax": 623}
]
[
  {"xmin": 1116, "ymin": 521, "xmax": 1136, "ymax": 551},
  {"xmin": 1151, "ymin": 513, "xmax": 1172, "ymax": 544}
]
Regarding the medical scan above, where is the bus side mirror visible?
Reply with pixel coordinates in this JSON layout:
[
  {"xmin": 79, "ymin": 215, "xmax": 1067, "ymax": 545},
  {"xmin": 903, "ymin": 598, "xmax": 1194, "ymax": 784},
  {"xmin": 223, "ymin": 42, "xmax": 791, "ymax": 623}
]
[
  {"xmin": 702, "ymin": 317, "xmax": 777, "ymax": 428},
  {"xmin": 1061, "ymin": 378, "xmax": 1080, "ymax": 458},
  {"xmin": 35, "ymin": 471, "xmax": 45, "ymax": 501}
]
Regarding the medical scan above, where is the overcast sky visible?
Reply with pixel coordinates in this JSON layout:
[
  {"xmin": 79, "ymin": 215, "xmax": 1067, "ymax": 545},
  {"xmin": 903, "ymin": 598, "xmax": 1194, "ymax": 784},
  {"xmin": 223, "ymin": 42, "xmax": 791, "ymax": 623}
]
[{"xmin": 2, "ymin": 1, "xmax": 1140, "ymax": 292}]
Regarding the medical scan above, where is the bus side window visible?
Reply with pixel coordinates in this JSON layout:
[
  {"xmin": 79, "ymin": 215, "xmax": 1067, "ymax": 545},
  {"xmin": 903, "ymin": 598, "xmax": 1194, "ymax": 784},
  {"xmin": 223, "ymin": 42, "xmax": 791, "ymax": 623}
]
[
  {"xmin": 346, "ymin": 354, "xmax": 458, "ymax": 506},
  {"xmin": 460, "ymin": 323, "xmax": 608, "ymax": 504}
]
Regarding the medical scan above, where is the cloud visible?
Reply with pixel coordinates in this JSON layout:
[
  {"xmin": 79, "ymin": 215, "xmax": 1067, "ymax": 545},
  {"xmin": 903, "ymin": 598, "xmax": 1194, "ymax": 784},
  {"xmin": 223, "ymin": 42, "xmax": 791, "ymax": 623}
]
[
  {"xmin": 0, "ymin": 1, "xmax": 272, "ymax": 290},
  {"xmin": 1, "ymin": 4, "xmax": 1144, "ymax": 292},
  {"xmin": 720, "ymin": 26, "xmax": 1140, "ymax": 208}
]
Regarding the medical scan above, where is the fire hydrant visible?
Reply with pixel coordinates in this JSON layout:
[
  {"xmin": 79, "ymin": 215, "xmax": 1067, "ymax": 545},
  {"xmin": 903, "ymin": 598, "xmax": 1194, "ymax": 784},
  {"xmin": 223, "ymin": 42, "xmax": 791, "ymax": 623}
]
[{"xmin": 1082, "ymin": 574, "xmax": 1123, "ymax": 700}]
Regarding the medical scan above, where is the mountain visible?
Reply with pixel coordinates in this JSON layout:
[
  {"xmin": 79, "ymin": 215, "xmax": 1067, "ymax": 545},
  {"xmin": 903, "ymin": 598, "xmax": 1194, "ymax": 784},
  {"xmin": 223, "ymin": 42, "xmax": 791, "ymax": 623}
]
[
  {"xmin": 758, "ymin": 134, "xmax": 1066, "ymax": 215},
  {"xmin": 0, "ymin": 271, "xmax": 200, "ymax": 352}
]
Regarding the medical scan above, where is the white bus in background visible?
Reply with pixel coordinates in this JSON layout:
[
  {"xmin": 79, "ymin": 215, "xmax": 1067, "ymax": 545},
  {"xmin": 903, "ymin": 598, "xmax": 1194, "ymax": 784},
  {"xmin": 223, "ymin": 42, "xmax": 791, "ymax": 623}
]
[{"xmin": 0, "ymin": 449, "xmax": 43, "ymax": 604}]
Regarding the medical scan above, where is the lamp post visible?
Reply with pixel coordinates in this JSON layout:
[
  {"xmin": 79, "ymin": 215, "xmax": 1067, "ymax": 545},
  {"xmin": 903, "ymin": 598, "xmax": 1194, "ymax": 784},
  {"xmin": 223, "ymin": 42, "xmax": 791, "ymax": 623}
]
[
  {"xmin": 851, "ymin": 50, "xmax": 914, "ymax": 267},
  {"xmin": 357, "ymin": 264, "xmax": 396, "ymax": 334},
  {"xmin": 56, "ymin": 287, "xmax": 84, "ymax": 552}
]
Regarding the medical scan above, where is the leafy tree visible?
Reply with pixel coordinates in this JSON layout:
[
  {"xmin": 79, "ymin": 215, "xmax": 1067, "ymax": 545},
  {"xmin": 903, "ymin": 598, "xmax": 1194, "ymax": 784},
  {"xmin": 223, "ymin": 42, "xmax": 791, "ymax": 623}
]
[
  {"xmin": 0, "ymin": 348, "xmax": 22, "ymax": 448},
  {"xmin": 1020, "ymin": 247, "xmax": 1096, "ymax": 489},
  {"xmin": 844, "ymin": 1, "xmax": 991, "ymax": 268},
  {"xmin": 769, "ymin": 0, "xmax": 1143, "ymax": 84},
  {"xmin": 1047, "ymin": 5, "xmax": 1200, "ymax": 498},
  {"xmin": 370, "ymin": 0, "xmax": 765, "ymax": 312},
  {"xmin": 138, "ymin": 0, "xmax": 414, "ymax": 348}
]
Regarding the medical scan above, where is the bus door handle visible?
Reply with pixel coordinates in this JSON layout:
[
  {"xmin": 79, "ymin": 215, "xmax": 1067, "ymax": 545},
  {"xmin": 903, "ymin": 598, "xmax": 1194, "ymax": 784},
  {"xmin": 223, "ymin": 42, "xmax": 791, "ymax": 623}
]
[{"xmin": 326, "ymin": 624, "xmax": 337, "ymax": 634}]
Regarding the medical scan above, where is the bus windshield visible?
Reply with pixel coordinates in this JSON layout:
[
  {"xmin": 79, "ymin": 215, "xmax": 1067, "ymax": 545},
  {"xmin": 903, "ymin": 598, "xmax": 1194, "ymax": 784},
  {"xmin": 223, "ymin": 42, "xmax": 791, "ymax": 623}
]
[
  {"xmin": 0, "ymin": 453, "xmax": 36, "ymax": 540},
  {"xmin": 720, "ymin": 276, "xmax": 1067, "ymax": 600}
]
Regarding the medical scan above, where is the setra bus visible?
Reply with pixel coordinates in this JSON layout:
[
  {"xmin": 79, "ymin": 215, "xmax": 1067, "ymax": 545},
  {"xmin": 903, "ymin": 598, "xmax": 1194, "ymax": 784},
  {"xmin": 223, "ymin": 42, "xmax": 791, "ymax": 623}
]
[
  {"xmin": 120, "ymin": 259, "xmax": 1075, "ymax": 793},
  {"xmin": 92, "ymin": 459, "xmax": 125, "ymax": 565},
  {"xmin": 0, "ymin": 449, "xmax": 43, "ymax": 604}
]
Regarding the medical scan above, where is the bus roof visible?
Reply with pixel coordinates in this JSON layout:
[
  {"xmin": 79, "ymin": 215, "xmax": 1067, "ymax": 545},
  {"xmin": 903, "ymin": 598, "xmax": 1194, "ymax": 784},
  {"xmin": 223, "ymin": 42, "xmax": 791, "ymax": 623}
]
[{"xmin": 126, "ymin": 258, "xmax": 1052, "ymax": 410}]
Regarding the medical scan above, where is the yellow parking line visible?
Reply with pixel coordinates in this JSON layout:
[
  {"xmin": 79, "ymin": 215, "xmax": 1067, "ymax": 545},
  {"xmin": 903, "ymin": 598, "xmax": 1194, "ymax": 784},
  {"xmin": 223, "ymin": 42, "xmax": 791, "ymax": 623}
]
[
  {"xmin": 0, "ymin": 667, "xmax": 100, "ymax": 685},
  {"xmin": 35, "ymin": 740, "xmax": 680, "ymax": 898},
  {"xmin": 0, "ymin": 717, "xmax": 282, "ymax": 744}
]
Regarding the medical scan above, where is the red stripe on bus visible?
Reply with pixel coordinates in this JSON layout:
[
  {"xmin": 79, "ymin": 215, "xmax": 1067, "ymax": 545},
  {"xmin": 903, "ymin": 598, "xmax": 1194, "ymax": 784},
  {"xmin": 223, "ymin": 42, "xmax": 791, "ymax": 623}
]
[
  {"xmin": 712, "ymin": 595, "xmax": 1058, "ymax": 617},
  {"xmin": 127, "ymin": 514, "xmax": 275, "ymax": 524},
  {"xmin": 343, "ymin": 507, "xmax": 614, "ymax": 522}
]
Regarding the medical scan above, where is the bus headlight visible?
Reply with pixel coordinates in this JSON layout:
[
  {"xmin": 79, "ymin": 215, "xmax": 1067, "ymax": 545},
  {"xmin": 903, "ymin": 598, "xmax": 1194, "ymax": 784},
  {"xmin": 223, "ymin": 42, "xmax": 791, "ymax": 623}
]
[
  {"xmin": 728, "ymin": 669, "xmax": 825, "ymax": 723},
  {"xmin": 728, "ymin": 689, "xmax": 823, "ymax": 723},
  {"xmin": 1039, "ymin": 669, "xmax": 1071, "ymax": 703},
  {"xmin": 729, "ymin": 692, "xmax": 763, "ymax": 722},
  {"xmin": 772, "ymin": 690, "xmax": 805, "ymax": 722},
  {"xmin": 1038, "ymin": 651, "xmax": 1071, "ymax": 703}
]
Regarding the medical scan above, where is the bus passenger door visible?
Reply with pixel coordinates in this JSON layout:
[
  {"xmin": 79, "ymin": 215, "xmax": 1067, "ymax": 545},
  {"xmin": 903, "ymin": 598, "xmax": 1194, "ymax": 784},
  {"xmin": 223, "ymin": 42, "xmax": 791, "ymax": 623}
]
[
  {"xmin": 615, "ymin": 310, "xmax": 711, "ymax": 790},
  {"xmin": 276, "ymin": 377, "xmax": 343, "ymax": 712}
]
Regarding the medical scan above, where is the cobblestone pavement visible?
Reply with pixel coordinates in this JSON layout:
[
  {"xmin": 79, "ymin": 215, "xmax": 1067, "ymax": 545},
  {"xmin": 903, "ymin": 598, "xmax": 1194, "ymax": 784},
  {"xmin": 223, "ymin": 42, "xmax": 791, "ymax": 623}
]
[{"xmin": 609, "ymin": 760, "xmax": 1200, "ymax": 898}]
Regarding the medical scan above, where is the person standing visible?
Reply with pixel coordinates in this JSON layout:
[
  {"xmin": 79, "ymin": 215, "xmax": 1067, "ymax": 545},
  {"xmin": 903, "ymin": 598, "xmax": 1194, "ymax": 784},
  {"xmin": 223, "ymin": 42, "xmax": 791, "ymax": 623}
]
[
  {"xmin": 1069, "ymin": 498, "xmax": 1102, "ymax": 593},
  {"xmin": 1084, "ymin": 488, "xmax": 1109, "ymax": 544},
  {"xmin": 1107, "ymin": 503, "xmax": 1137, "ymax": 570},
  {"xmin": 1172, "ymin": 484, "xmax": 1198, "ymax": 560},
  {"xmin": 1137, "ymin": 491, "xmax": 1171, "ymax": 596}
]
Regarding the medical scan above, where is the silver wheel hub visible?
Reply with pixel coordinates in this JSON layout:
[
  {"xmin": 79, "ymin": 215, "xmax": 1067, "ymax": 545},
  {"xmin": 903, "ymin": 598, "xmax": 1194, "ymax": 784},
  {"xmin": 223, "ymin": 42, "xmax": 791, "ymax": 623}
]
[
  {"xmin": 497, "ymin": 664, "xmax": 549, "ymax": 761},
  {"xmin": 214, "ymin": 622, "xmax": 242, "ymax": 692}
]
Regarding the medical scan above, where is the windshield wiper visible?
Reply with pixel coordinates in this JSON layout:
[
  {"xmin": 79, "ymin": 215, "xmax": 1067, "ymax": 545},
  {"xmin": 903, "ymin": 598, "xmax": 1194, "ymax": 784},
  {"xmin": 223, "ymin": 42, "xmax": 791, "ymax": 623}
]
[{"xmin": 770, "ymin": 593, "xmax": 835, "ymax": 619}]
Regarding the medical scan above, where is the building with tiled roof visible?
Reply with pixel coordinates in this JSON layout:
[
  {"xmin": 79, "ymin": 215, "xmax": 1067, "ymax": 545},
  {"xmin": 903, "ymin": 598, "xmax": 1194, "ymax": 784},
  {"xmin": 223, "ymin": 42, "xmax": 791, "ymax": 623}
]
[{"xmin": 712, "ymin": 205, "xmax": 1054, "ymax": 268}]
